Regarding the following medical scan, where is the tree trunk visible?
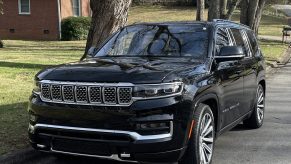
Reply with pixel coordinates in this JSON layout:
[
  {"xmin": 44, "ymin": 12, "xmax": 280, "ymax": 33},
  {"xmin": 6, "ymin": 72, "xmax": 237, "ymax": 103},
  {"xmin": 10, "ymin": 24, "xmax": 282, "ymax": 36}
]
[
  {"xmin": 240, "ymin": 0, "xmax": 248, "ymax": 25},
  {"xmin": 253, "ymin": 0, "xmax": 266, "ymax": 35},
  {"xmin": 208, "ymin": 0, "xmax": 220, "ymax": 21},
  {"xmin": 82, "ymin": 0, "xmax": 132, "ymax": 60},
  {"xmin": 196, "ymin": 0, "xmax": 205, "ymax": 21},
  {"xmin": 219, "ymin": 0, "xmax": 227, "ymax": 19},
  {"xmin": 225, "ymin": 0, "xmax": 241, "ymax": 20},
  {"xmin": 240, "ymin": 0, "xmax": 266, "ymax": 35},
  {"xmin": 248, "ymin": 0, "xmax": 259, "ymax": 29},
  {"xmin": 0, "ymin": 40, "xmax": 3, "ymax": 48}
]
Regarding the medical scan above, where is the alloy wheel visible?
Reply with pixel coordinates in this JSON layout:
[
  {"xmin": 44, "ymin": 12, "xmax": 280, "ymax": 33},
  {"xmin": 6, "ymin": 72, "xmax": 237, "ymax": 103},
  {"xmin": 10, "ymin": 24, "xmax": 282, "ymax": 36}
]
[
  {"xmin": 257, "ymin": 87, "xmax": 265, "ymax": 123},
  {"xmin": 199, "ymin": 112, "xmax": 214, "ymax": 164}
]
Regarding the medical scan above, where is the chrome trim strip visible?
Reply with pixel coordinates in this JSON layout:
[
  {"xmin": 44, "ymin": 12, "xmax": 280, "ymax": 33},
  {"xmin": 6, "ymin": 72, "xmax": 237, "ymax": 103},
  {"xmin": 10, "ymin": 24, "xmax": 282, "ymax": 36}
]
[
  {"xmin": 50, "ymin": 149, "xmax": 138, "ymax": 163},
  {"xmin": 32, "ymin": 122, "xmax": 173, "ymax": 141}
]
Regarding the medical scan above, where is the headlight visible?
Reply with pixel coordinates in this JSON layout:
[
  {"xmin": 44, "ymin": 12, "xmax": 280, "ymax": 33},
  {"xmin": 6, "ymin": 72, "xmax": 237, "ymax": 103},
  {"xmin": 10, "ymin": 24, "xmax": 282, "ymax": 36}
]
[
  {"xmin": 133, "ymin": 82, "xmax": 183, "ymax": 99},
  {"xmin": 33, "ymin": 80, "xmax": 41, "ymax": 93}
]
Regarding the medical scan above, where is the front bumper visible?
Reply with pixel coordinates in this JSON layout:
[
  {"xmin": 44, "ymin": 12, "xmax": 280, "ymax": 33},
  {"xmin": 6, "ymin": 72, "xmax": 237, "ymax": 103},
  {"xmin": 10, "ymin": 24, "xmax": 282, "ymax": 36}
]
[
  {"xmin": 28, "ymin": 123, "xmax": 185, "ymax": 163},
  {"xmin": 28, "ymin": 93, "xmax": 193, "ymax": 163}
]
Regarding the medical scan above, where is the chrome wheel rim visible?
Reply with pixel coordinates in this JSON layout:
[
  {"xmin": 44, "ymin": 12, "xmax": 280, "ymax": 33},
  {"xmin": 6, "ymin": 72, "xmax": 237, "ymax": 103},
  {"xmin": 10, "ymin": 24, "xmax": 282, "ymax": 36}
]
[
  {"xmin": 257, "ymin": 87, "xmax": 265, "ymax": 123},
  {"xmin": 199, "ymin": 112, "xmax": 214, "ymax": 164}
]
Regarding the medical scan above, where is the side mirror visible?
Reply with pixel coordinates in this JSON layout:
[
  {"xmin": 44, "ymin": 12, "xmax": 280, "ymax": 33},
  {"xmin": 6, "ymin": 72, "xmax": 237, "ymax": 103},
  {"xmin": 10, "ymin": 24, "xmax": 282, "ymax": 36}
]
[{"xmin": 215, "ymin": 46, "xmax": 245, "ymax": 60}]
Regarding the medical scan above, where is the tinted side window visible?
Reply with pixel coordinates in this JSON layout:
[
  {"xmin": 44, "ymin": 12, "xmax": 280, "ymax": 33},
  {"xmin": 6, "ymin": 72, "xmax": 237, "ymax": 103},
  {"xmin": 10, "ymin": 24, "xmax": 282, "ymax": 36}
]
[
  {"xmin": 215, "ymin": 28, "xmax": 230, "ymax": 55},
  {"xmin": 246, "ymin": 30, "xmax": 258, "ymax": 53},
  {"xmin": 230, "ymin": 28, "xmax": 248, "ymax": 56}
]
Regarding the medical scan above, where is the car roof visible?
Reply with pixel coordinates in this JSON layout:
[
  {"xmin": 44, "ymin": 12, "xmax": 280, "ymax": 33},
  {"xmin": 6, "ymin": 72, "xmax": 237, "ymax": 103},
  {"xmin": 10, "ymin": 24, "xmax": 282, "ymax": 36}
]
[{"xmin": 129, "ymin": 20, "xmax": 251, "ymax": 30}]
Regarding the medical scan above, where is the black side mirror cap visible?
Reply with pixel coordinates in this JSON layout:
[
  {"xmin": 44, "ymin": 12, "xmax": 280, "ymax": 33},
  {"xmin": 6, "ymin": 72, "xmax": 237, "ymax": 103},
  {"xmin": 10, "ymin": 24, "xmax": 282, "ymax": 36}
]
[{"xmin": 215, "ymin": 46, "xmax": 245, "ymax": 60}]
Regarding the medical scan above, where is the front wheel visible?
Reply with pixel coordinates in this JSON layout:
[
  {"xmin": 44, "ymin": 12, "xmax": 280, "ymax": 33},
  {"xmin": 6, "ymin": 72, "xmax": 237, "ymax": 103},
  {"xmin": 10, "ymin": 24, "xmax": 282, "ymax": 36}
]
[
  {"xmin": 243, "ymin": 84, "xmax": 265, "ymax": 129},
  {"xmin": 180, "ymin": 103, "xmax": 215, "ymax": 164}
]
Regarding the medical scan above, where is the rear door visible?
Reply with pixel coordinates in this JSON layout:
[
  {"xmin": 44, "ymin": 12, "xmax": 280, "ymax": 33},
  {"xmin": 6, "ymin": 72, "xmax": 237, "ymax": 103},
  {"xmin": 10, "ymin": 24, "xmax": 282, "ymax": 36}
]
[{"xmin": 242, "ymin": 30, "xmax": 258, "ymax": 113}]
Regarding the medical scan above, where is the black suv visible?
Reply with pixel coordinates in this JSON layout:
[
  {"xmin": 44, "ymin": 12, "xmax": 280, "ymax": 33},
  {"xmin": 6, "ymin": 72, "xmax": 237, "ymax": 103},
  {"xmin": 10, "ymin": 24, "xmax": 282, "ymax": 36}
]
[{"xmin": 28, "ymin": 20, "xmax": 265, "ymax": 164}]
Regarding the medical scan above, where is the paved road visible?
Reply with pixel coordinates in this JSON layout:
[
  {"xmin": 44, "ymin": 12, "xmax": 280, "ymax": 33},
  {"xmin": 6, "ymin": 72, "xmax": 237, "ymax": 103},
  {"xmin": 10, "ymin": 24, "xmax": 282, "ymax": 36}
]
[{"xmin": 1, "ymin": 62, "xmax": 291, "ymax": 164}]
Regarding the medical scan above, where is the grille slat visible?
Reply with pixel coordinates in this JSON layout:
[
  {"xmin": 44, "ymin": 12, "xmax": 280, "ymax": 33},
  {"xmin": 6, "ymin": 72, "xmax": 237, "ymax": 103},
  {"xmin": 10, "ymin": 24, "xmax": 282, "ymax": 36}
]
[
  {"xmin": 89, "ymin": 86, "xmax": 102, "ymax": 103},
  {"xmin": 63, "ymin": 85, "xmax": 74, "ymax": 102},
  {"xmin": 41, "ymin": 84, "xmax": 51, "ymax": 100},
  {"xmin": 40, "ymin": 82, "xmax": 132, "ymax": 106},
  {"xmin": 51, "ymin": 85, "xmax": 62, "ymax": 101},
  {"xmin": 75, "ymin": 86, "xmax": 88, "ymax": 103},
  {"xmin": 103, "ymin": 87, "xmax": 117, "ymax": 104},
  {"xmin": 118, "ymin": 87, "xmax": 132, "ymax": 104}
]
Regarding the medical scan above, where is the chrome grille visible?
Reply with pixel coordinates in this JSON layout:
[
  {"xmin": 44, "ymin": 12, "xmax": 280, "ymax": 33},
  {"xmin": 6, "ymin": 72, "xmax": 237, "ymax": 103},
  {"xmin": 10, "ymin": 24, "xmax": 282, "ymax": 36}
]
[
  {"xmin": 103, "ymin": 87, "xmax": 116, "ymax": 104},
  {"xmin": 62, "ymin": 85, "xmax": 74, "ymax": 102},
  {"xmin": 75, "ymin": 86, "xmax": 88, "ymax": 102},
  {"xmin": 89, "ymin": 86, "xmax": 102, "ymax": 103},
  {"xmin": 41, "ymin": 84, "xmax": 51, "ymax": 100},
  {"xmin": 118, "ymin": 87, "xmax": 132, "ymax": 104},
  {"xmin": 40, "ymin": 82, "xmax": 133, "ymax": 106},
  {"xmin": 51, "ymin": 85, "xmax": 62, "ymax": 101}
]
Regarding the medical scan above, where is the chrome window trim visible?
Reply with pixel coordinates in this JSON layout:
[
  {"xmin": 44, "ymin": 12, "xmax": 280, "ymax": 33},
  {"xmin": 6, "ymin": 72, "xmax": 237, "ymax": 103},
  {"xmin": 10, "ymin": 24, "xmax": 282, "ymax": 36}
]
[
  {"xmin": 31, "ymin": 122, "xmax": 173, "ymax": 141},
  {"xmin": 38, "ymin": 80, "xmax": 183, "ymax": 107}
]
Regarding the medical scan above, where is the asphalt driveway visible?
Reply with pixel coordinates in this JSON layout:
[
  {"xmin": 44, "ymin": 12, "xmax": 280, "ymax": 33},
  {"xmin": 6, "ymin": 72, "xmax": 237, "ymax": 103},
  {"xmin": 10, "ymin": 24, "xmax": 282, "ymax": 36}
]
[{"xmin": 1, "ymin": 62, "xmax": 291, "ymax": 164}]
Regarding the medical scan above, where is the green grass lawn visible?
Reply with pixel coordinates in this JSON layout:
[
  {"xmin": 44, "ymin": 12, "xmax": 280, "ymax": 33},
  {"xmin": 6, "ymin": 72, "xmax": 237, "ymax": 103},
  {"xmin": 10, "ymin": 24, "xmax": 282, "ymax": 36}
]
[
  {"xmin": 0, "ymin": 5, "xmax": 288, "ymax": 155},
  {"xmin": 129, "ymin": 6, "xmax": 286, "ymax": 37},
  {"xmin": 0, "ymin": 40, "xmax": 85, "ymax": 154},
  {"xmin": 260, "ymin": 41, "xmax": 289, "ymax": 61}
]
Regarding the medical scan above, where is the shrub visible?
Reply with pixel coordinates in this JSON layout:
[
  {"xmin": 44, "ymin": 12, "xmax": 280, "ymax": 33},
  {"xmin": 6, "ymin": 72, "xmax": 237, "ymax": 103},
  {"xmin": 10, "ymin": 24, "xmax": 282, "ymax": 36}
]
[{"xmin": 61, "ymin": 16, "xmax": 91, "ymax": 41}]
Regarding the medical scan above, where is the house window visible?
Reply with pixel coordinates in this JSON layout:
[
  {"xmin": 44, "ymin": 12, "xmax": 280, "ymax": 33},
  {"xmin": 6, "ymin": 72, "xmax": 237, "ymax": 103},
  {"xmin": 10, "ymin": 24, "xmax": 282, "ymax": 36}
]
[
  {"xmin": 72, "ymin": 0, "xmax": 81, "ymax": 16},
  {"xmin": 18, "ymin": 0, "xmax": 30, "ymax": 15}
]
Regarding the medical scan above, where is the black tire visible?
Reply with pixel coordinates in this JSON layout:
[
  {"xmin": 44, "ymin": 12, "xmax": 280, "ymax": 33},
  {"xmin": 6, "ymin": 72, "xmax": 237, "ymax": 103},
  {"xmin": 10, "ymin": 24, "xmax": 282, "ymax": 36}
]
[
  {"xmin": 243, "ymin": 84, "xmax": 265, "ymax": 129},
  {"xmin": 179, "ymin": 103, "xmax": 215, "ymax": 164}
]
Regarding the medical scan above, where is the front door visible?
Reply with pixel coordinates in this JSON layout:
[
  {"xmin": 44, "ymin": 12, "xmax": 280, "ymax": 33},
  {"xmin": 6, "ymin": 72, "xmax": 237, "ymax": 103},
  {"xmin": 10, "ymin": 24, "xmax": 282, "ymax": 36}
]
[{"xmin": 214, "ymin": 27, "xmax": 244, "ymax": 128}]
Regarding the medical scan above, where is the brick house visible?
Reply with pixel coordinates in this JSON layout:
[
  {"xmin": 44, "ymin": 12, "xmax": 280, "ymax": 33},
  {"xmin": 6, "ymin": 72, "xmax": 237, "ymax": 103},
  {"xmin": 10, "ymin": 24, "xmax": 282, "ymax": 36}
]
[{"xmin": 0, "ymin": 0, "xmax": 90, "ymax": 40}]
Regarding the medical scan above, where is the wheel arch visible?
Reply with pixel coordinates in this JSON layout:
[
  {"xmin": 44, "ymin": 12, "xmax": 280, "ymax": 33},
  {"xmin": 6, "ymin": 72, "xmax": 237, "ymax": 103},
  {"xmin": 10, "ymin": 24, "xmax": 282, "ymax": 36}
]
[
  {"xmin": 193, "ymin": 93, "xmax": 220, "ymax": 135},
  {"xmin": 259, "ymin": 79, "xmax": 266, "ymax": 93}
]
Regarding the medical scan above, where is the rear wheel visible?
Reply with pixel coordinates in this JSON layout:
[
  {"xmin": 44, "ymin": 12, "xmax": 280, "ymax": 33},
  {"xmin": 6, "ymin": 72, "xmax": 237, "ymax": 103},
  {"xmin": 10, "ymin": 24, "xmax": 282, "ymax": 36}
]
[
  {"xmin": 244, "ymin": 84, "xmax": 265, "ymax": 129},
  {"xmin": 180, "ymin": 103, "xmax": 215, "ymax": 164}
]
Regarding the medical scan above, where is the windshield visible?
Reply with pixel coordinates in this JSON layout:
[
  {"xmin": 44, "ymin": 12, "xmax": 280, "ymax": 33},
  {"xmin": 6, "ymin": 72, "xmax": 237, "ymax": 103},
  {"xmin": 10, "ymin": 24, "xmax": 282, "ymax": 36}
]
[{"xmin": 94, "ymin": 24, "xmax": 209, "ymax": 58}]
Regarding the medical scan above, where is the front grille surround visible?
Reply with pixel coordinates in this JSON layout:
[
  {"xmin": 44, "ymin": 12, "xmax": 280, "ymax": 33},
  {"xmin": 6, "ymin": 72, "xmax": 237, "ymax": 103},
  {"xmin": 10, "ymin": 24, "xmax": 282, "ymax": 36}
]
[{"xmin": 40, "ymin": 81, "xmax": 133, "ymax": 106}]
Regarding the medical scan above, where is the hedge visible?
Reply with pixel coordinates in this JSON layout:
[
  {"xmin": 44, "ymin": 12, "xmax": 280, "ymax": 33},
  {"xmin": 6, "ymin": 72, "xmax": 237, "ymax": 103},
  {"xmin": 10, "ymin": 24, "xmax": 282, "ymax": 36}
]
[{"xmin": 61, "ymin": 16, "xmax": 91, "ymax": 41}]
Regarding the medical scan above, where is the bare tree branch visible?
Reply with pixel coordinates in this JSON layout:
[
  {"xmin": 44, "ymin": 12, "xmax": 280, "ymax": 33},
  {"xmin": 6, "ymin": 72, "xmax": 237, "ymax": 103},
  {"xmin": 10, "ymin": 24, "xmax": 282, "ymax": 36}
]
[{"xmin": 225, "ymin": 0, "xmax": 242, "ymax": 20}]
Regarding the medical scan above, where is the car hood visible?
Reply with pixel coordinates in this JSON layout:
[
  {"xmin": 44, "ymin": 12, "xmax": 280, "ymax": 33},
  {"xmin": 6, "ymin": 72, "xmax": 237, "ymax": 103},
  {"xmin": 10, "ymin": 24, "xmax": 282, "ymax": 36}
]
[{"xmin": 36, "ymin": 57, "xmax": 208, "ymax": 84}]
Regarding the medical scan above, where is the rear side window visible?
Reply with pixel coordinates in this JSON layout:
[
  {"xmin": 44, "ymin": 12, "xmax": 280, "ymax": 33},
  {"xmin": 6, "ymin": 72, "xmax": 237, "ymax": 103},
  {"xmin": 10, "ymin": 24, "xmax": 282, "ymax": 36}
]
[
  {"xmin": 246, "ymin": 30, "xmax": 259, "ymax": 53},
  {"xmin": 230, "ymin": 28, "xmax": 248, "ymax": 56},
  {"xmin": 215, "ymin": 28, "xmax": 230, "ymax": 55}
]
